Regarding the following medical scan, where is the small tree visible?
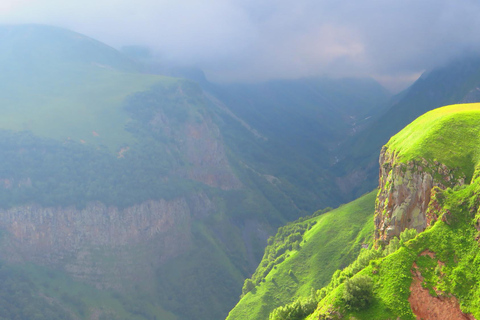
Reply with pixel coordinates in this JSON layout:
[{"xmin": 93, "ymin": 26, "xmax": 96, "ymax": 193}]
[
  {"xmin": 343, "ymin": 275, "xmax": 373, "ymax": 310},
  {"xmin": 400, "ymin": 228, "xmax": 418, "ymax": 245},
  {"xmin": 242, "ymin": 279, "xmax": 255, "ymax": 296}
]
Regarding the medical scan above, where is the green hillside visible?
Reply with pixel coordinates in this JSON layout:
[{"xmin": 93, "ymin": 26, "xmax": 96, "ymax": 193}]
[
  {"xmin": 385, "ymin": 103, "xmax": 480, "ymax": 182},
  {"xmin": 0, "ymin": 24, "xmax": 174, "ymax": 150},
  {"xmin": 310, "ymin": 185, "xmax": 480, "ymax": 319},
  {"xmin": 255, "ymin": 103, "xmax": 480, "ymax": 320},
  {"xmin": 226, "ymin": 190, "xmax": 377, "ymax": 320},
  {"xmin": 0, "ymin": 24, "xmax": 252, "ymax": 320}
]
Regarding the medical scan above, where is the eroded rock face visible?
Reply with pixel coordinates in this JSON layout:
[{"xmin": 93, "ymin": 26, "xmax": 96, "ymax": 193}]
[
  {"xmin": 409, "ymin": 251, "xmax": 476, "ymax": 320},
  {"xmin": 374, "ymin": 147, "xmax": 465, "ymax": 244},
  {"xmin": 148, "ymin": 94, "xmax": 242, "ymax": 191},
  {"xmin": 0, "ymin": 192, "xmax": 215, "ymax": 289}
]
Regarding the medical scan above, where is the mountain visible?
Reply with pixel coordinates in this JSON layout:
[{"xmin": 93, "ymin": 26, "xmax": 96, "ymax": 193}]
[
  {"xmin": 335, "ymin": 55, "xmax": 480, "ymax": 199},
  {"xmin": 0, "ymin": 24, "xmax": 392, "ymax": 320},
  {"xmin": 242, "ymin": 103, "xmax": 480, "ymax": 320},
  {"xmin": 312, "ymin": 103, "xmax": 480, "ymax": 319},
  {"xmin": 0, "ymin": 24, "xmax": 164, "ymax": 149}
]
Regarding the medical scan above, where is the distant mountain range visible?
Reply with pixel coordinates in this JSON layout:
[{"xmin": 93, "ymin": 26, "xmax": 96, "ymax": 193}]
[
  {"xmin": 0, "ymin": 24, "xmax": 390, "ymax": 320},
  {"xmin": 1, "ymin": 24, "xmax": 480, "ymax": 320}
]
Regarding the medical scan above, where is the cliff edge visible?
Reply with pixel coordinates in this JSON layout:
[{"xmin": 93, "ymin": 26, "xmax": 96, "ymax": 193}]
[{"xmin": 374, "ymin": 103, "xmax": 480, "ymax": 245}]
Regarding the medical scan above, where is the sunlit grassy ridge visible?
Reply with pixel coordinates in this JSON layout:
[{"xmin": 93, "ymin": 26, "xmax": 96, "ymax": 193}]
[
  {"xmin": 385, "ymin": 103, "xmax": 480, "ymax": 182},
  {"xmin": 298, "ymin": 104, "xmax": 480, "ymax": 319},
  {"xmin": 226, "ymin": 190, "xmax": 376, "ymax": 320}
]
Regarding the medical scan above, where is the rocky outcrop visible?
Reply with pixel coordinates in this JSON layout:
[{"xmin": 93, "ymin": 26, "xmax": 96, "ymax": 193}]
[
  {"xmin": 374, "ymin": 147, "xmax": 465, "ymax": 244},
  {"xmin": 181, "ymin": 116, "xmax": 242, "ymax": 190},
  {"xmin": 0, "ymin": 191, "xmax": 215, "ymax": 289}
]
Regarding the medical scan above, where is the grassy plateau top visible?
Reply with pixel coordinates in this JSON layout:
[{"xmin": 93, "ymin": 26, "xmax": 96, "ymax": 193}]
[{"xmin": 385, "ymin": 103, "xmax": 480, "ymax": 183}]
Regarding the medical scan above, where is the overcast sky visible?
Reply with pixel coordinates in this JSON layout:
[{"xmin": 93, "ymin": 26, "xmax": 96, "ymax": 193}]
[{"xmin": 1, "ymin": 0, "xmax": 479, "ymax": 92}]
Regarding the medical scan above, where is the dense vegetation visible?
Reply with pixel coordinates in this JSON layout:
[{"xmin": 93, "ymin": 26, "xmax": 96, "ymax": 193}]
[
  {"xmin": 0, "ymin": 106, "xmax": 197, "ymax": 209},
  {"xmin": 306, "ymin": 182, "xmax": 480, "ymax": 320},
  {"xmin": 0, "ymin": 263, "xmax": 74, "ymax": 320},
  {"xmin": 264, "ymin": 227, "xmax": 416, "ymax": 320},
  {"xmin": 226, "ymin": 191, "xmax": 377, "ymax": 320}
]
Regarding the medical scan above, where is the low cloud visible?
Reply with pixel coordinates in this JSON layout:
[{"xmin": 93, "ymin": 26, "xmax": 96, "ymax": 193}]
[{"xmin": 1, "ymin": 0, "xmax": 479, "ymax": 91}]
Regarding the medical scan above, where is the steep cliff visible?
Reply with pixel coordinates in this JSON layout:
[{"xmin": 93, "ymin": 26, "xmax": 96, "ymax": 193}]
[
  {"xmin": 337, "ymin": 54, "xmax": 480, "ymax": 201},
  {"xmin": 374, "ymin": 103, "xmax": 480, "ymax": 245},
  {"xmin": 0, "ymin": 195, "xmax": 210, "ymax": 289},
  {"xmin": 374, "ymin": 148, "xmax": 465, "ymax": 244}
]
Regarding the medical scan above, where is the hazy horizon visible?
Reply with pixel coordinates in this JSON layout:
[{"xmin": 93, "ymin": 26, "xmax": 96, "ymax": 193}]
[{"xmin": 1, "ymin": 0, "xmax": 479, "ymax": 92}]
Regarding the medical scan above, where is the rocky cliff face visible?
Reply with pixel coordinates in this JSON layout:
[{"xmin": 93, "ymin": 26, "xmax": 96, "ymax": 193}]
[
  {"xmin": 0, "ymin": 191, "xmax": 215, "ymax": 289},
  {"xmin": 146, "ymin": 85, "xmax": 242, "ymax": 191},
  {"xmin": 374, "ymin": 146, "xmax": 465, "ymax": 244}
]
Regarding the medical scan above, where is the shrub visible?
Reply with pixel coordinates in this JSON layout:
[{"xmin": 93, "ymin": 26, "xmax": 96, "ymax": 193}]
[
  {"xmin": 269, "ymin": 296, "xmax": 317, "ymax": 320},
  {"xmin": 400, "ymin": 228, "xmax": 418, "ymax": 245},
  {"xmin": 241, "ymin": 279, "xmax": 255, "ymax": 296},
  {"xmin": 343, "ymin": 275, "xmax": 373, "ymax": 310}
]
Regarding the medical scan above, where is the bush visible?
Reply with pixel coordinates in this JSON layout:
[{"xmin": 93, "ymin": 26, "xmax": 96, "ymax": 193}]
[
  {"xmin": 241, "ymin": 279, "xmax": 255, "ymax": 296},
  {"xmin": 343, "ymin": 275, "xmax": 373, "ymax": 310},
  {"xmin": 384, "ymin": 228, "xmax": 418, "ymax": 256},
  {"xmin": 400, "ymin": 228, "xmax": 418, "ymax": 245},
  {"xmin": 269, "ymin": 296, "xmax": 317, "ymax": 320}
]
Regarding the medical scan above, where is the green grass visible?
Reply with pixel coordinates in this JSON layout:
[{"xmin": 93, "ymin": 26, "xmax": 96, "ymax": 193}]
[
  {"xmin": 5, "ymin": 262, "xmax": 178, "ymax": 320},
  {"xmin": 226, "ymin": 190, "xmax": 377, "ymax": 320},
  {"xmin": 0, "ymin": 24, "xmax": 180, "ymax": 151},
  {"xmin": 310, "ymin": 179, "xmax": 480, "ymax": 320},
  {"xmin": 0, "ymin": 64, "xmax": 177, "ymax": 150},
  {"xmin": 385, "ymin": 103, "xmax": 480, "ymax": 182}
]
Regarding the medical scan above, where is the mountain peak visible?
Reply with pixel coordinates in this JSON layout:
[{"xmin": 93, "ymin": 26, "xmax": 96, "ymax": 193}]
[{"xmin": 0, "ymin": 24, "xmax": 138, "ymax": 73}]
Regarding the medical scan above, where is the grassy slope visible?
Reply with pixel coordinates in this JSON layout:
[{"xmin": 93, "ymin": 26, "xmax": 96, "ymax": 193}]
[
  {"xmin": 385, "ymin": 103, "xmax": 480, "ymax": 181},
  {"xmin": 0, "ymin": 24, "xmax": 177, "ymax": 150},
  {"xmin": 0, "ymin": 65, "xmax": 175, "ymax": 150},
  {"xmin": 308, "ymin": 103, "xmax": 480, "ymax": 319},
  {"xmin": 311, "ymin": 182, "xmax": 480, "ymax": 320},
  {"xmin": 226, "ymin": 190, "xmax": 377, "ymax": 320}
]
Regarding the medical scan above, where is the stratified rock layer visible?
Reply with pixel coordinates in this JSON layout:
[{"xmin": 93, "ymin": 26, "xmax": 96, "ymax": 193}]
[{"xmin": 0, "ymin": 192, "xmax": 215, "ymax": 289}]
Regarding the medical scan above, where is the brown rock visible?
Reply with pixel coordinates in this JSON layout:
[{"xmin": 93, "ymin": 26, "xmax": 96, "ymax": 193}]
[{"xmin": 374, "ymin": 148, "xmax": 465, "ymax": 245}]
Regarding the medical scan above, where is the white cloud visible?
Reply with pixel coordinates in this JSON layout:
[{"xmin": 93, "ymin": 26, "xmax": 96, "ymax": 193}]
[{"xmin": 0, "ymin": 0, "xmax": 479, "ymax": 91}]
